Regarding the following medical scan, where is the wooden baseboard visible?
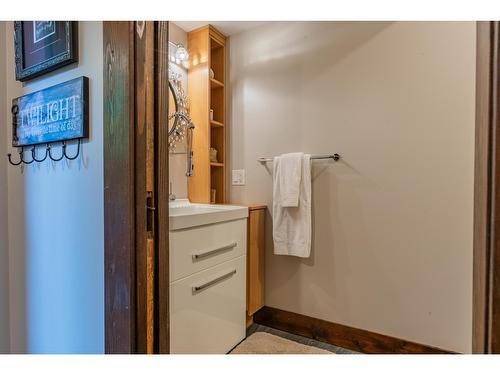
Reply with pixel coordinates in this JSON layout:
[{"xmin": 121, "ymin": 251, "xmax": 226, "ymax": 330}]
[{"xmin": 253, "ymin": 306, "xmax": 455, "ymax": 354}]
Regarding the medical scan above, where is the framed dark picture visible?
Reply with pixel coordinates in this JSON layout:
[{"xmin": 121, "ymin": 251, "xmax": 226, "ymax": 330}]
[{"xmin": 14, "ymin": 21, "xmax": 78, "ymax": 82}]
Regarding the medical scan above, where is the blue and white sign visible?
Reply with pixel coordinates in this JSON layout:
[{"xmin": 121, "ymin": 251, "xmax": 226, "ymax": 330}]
[{"xmin": 12, "ymin": 76, "xmax": 89, "ymax": 147}]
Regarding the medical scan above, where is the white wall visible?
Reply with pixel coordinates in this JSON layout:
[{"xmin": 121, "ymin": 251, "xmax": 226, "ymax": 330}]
[
  {"xmin": 0, "ymin": 21, "xmax": 11, "ymax": 353},
  {"xmin": 4, "ymin": 22, "xmax": 104, "ymax": 353},
  {"xmin": 229, "ymin": 22, "xmax": 475, "ymax": 352},
  {"xmin": 169, "ymin": 22, "xmax": 189, "ymax": 199}
]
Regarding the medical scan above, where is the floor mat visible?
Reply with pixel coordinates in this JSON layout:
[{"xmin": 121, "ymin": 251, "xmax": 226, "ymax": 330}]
[{"xmin": 230, "ymin": 332, "xmax": 333, "ymax": 354}]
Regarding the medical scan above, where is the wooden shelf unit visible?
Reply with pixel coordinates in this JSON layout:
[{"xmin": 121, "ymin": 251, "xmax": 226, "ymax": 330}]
[{"xmin": 187, "ymin": 25, "xmax": 227, "ymax": 204}]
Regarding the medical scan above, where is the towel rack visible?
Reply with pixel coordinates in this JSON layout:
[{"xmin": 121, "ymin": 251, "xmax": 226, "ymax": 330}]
[{"xmin": 258, "ymin": 153, "xmax": 341, "ymax": 163}]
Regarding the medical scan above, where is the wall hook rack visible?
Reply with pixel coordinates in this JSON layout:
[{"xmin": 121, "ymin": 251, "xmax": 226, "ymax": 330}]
[
  {"xmin": 7, "ymin": 76, "xmax": 89, "ymax": 168},
  {"xmin": 7, "ymin": 139, "xmax": 82, "ymax": 166}
]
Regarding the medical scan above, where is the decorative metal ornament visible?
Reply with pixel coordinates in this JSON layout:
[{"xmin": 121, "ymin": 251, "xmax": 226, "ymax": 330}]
[
  {"xmin": 168, "ymin": 70, "xmax": 195, "ymax": 177},
  {"xmin": 168, "ymin": 70, "xmax": 194, "ymax": 151}
]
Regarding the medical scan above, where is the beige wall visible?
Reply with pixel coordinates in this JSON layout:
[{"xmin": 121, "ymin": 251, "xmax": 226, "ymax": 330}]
[
  {"xmin": 229, "ymin": 21, "xmax": 475, "ymax": 352},
  {"xmin": 0, "ymin": 21, "xmax": 10, "ymax": 353}
]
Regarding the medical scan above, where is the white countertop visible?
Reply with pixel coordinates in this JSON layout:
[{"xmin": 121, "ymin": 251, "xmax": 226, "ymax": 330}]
[{"xmin": 169, "ymin": 199, "xmax": 249, "ymax": 230}]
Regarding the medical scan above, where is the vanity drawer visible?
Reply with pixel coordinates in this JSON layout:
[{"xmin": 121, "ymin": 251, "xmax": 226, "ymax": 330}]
[
  {"xmin": 170, "ymin": 218, "xmax": 247, "ymax": 282},
  {"xmin": 170, "ymin": 255, "xmax": 246, "ymax": 354}
]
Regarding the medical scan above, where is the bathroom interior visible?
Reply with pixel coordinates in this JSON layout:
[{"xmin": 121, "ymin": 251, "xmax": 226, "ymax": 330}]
[
  {"xmin": 0, "ymin": 20, "xmax": 477, "ymax": 355},
  {"xmin": 165, "ymin": 21, "xmax": 474, "ymax": 354}
]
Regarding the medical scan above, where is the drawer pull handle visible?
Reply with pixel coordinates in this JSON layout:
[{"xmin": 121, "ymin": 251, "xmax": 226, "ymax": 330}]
[
  {"xmin": 192, "ymin": 269, "xmax": 237, "ymax": 293},
  {"xmin": 192, "ymin": 242, "xmax": 237, "ymax": 261}
]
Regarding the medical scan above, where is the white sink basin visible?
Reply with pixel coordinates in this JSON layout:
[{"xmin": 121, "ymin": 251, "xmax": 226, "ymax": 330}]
[{"xmin": 169, "ymin": 199, "xmax": 248, "ymax": 230}]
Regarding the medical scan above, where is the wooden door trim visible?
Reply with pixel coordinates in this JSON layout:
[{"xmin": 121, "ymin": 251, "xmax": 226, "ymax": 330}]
[
  {"xmin": 104, "ymin": 21, "xmax": 169, "ymax": 354},
  {"xmin": 134, "ymin": 21, "xmax": 156, "ymax": 354},
  {"xmin": 473, "ymin": 21, "xmax": 500, "ymax": 354},
  {"xmin": 103, "ymin": 21, "xmax": 137, "ymax": 354},
  {"xmin": 154, "ymin": 21, "xmax": 170, "ymax": 354}
]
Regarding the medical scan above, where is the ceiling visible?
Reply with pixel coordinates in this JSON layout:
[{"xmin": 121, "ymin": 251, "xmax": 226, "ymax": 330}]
[{"xmin": 172, "ymin": 21, "xmax": 268, "ymax": 36}]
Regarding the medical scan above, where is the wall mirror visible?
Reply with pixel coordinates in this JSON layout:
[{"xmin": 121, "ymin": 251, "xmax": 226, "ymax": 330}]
[{"xmin": 168, "ymin": 70, "xmax": 195, "ymax": 175}]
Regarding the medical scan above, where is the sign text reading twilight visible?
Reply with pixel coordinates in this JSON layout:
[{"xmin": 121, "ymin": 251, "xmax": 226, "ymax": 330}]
[{"xmin": 12, "ymin": 76, "xmax": 89, "ymax": 147}]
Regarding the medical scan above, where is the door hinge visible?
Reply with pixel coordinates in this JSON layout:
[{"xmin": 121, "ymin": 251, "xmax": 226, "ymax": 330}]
[{"xmin": 146, "ymin": 191, "xmax": 155, "ymax": 237}]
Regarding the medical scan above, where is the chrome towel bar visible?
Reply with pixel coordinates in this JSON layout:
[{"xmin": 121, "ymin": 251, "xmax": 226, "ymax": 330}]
[{"xmin": 258, "ymin": 153, "xmax": 340, "ymax": 163}]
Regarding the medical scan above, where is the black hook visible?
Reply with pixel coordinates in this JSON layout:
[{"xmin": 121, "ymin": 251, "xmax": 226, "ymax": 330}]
[
  {"xmin": 48, "ymin": 142, "xmax": 65, "ymax": 162},
  {"xmin": 21, "ymin": 147, "xmax": 35, "ymax": 165},
  {"xmin": 7, "ymin": 146, "xmax": 24, "ymax": 166},
  {"xmin": 63, "ymin": 139, "xmax": 81, "ymax": 161},
  {"xmin": 32, "ymin": 144, "xmax": 50, "ymax": 163}
]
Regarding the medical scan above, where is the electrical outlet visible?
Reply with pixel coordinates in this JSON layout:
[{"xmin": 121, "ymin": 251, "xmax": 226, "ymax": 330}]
[{"xmin": 232, "ymin": 169, "xmax": 246, "ymax": 186}]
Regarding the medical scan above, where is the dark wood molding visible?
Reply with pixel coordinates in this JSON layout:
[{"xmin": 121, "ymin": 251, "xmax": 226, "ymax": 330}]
[
  {"xmin": 154, "ymin": 21, "xmax": 170, "ymax": 354},
  {"xmin": 486, "ymin": 21, "xmax": 500, "ymax": 354},
  {"xmin": 473, "ymin": 21, "xmax": 500, "ymax": 354},
  {"xmin": 104, "ymin": 21, "xmax": 169, "ymax": 354},
  {"xmin": 134, "ymin": 21, "xmax": 155, "ymax": 354},
  {"xmin": 473, "ymin": 21, "xmax": 494, "ymax": 354},
  {"xmin": 254, "ymin": 306, "xmax": 453, "ymax": 354},
  {"xmin": 103, "ymin": 21, "xmax": 136, "ymax": 354}
]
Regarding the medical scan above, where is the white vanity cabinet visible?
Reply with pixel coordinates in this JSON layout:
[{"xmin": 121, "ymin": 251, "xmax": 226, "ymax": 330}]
[{"xmin": 169, "ymin": 202, "xmax": 248, "ymax": 354}]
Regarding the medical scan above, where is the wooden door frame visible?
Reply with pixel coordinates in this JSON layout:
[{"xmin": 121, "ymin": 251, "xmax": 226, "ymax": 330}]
[
  {"xmin": 103, "ymin": 21, "xmax": 170, "ymax": 354},
  {"xmin": 473, "ymin": 20, "xmax": 500, "ymax": 354},
  {"xmin": 101, "ymin": 20, "xmax": 499, "ymax": 354}
]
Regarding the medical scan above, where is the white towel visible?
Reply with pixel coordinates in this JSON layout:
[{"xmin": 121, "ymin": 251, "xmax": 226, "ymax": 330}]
[
  {"xmin": 277, "ymin": 152, "xmax": 303, "ymax": 207},
  {"xmin": 272, "ymin": 153, "xmax": 312, "ymax": 258}
]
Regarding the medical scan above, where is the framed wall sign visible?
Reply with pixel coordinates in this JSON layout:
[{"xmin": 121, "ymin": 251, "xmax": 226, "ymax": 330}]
[
  {"xmin": 14, "ymin": 21, "xmax": 78, "ymax": 82},
  {"xmin": 11, "ymin": 76, "xmax": 89, "ymax": 147}
]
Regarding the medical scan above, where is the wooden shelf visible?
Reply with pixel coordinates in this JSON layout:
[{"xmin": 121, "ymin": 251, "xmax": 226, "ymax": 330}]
[
  {"xmin": 210, "ymin": 78, "xmax": 224, "ymax": 89},
  {"xmin": 188, "ymin": 25, "xmax": 227, "ymax": 204},
  {"xmin": 210, "ymin": 120, "xmax": 224, "ymax": 128}
]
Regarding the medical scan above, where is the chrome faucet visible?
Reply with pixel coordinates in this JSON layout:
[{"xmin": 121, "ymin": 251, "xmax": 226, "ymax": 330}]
[
  {"xmin": 185, "ymin": 121, "xmax": 195, "ymax": 177},
  {"xmin": 170, "ymin": 112, "xmax": 195, "ymax": 177}
]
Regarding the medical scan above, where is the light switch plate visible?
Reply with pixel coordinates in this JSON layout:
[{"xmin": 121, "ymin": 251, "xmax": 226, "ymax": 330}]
[{"xmin": 232, "ymin": 169, "xmax": 246, "ymax": 186}]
